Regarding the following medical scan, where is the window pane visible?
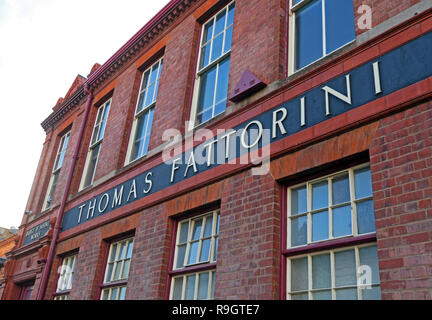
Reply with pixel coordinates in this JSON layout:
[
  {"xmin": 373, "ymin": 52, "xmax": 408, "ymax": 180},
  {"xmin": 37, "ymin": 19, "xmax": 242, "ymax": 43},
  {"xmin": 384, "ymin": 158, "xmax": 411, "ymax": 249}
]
[
  {"xmin": 325, "ymin": 0, "xmax": 355, "ymax": 54},
  {"xmin": 357, "ymin": 200, "xmax": 376, "ymax": 234},
  {"xmin": 188, "ymin": 242, "xmax": 199, "ymax": 265},
  {"xmin": 145, "ymin": 83, "xmax": 156, "ymax": 107},
  {"xmin": 355, "ymin": 167, "xmax": 373, "ymax": 199},
  {"xmin": 216, "ymin": 214, "xmax": 220, "ymax": 234},
  {"xmin": 126, "ymin": 241, "xmax": 134, "ymax": 259},
  {"xmin": 192, "ymin": 219, "xmax": 203, "ymax": 240},
  {"xmin": 119, "ymin": 242, "xmax": 127, "ymax": 260},
  {"xmin": 334, "ymin": 249, "xmax": 356, "ymax": 287},
  {"xmin": 176, "ymin": 244, "xmax": 187, "ymax": 269},
  {"xmin": 203, "ymin": 216, "xmax": 213, "ymax": 237},
  {"xmin": 179, "ymin": 221, "xmax": 190, "ymax": 243},
  {"xmin": 210, "ymin": 272, "xmax": 215, "ymax": 299},
  {"xmin": 198, "ymin": 272, "xmax": 210, "ymax": 300},
  {"xmin": 213, "ymin": 237, "xmax": 219, "ymax": 262},
  {"xmin": 118, "ymin": 287, "xmax": 127, "ymax": 300},
  {"xmin": 214, "ymin": 10, "xmax": 226, "ymax": 36},
  {"xmin": 312, "ymin": 180, "xmax": 328, "ymax": 210},
  {"xmin": 295, "ymin": 0, "xmax": 323, "ymax": 69},
  {"xmin": 312, "ymin": 290, "xmax": 332, "ymax": 300},
  {"xmin": 291, "ymin": 186, "xmax": 307, "ymax": 215},
  {"xmin": 122, "ymin": 260, "xmax": 131, "ymax": 279},
  {"xmin": 185, "ymin": 275, "xmax": 196, "ymax": 300},
  {"xmin": 291, "ymin": 257, "xmax": 308, "ymax": 292},
  {"xmin": 105, "ymin": 263, "xmax": 114, "ymax": 282},
  {"xmin": 203, "ymin": 20, "xmax": 214, "ymax": 44},
  {"xmin": 332, "ymin": 174, "xmax": 350, "ymax": 205},
  {"xmin": 224, "ymin": 26, "xmax": 233, "ymax": 53},
  {"xmin": 98, "ymin": 103, "xmax": 110, "ymax": 141},
  {"xmin": 109, "ymin": 244, "xmax": 117, "ymax": 263},
  {"xmin": 336, "ymin": 288, "xmax": 358, "ymax": 300},
  {"xmin": 114, "ymin": 262, "xmax": 122, "ymax": 280},
  {"xmin": 111, "ymin": 287, "xmax": 118, "ymax": 300},
  {"xmin": 333, "ymin": 205, "xmax": 352, "ymax": 238},
  {"xmin": 312, "ymin": 210, "xmax": 329, "ymax": 242},
  {"xmin": 312, "ymin": 254, "xmax": 331, "ymax": 289},
  {"xmin": 362, "ymin": 286, "xmax": 381, "ymax": 300},
  {"xmin": 101, "ymin": 289, "xmax": 109, "ymax": 300},
  {"xmin": 291, "ymin": 215, "xmax": 307, "ymax": 247},
  {"xmin": 214, "ymin": 57, "xmax": 230, "ymax": 116},
  {"xmin": 227, "ymin": 3, "xmax": 235, "ymax": 27},
  {"xmin": 83, "ymin": 143, "xmax": 101, "ymax": 187},
  {"xmin": 359, "ymin": 245, "xmax": 380, "ymax": 284},
  {"xmin": 211, "ymin": 34, "xmax": 224, "ymax": 62},
  {"xmin": 200, "ymin": 239, "xmax": 211, "ymax": 262},
  {"xmin": 172, "ymin": 277, "xmax": 183, "ymax": 300},
  {"xmin": 197, "ymin": 66, "xmax": 217, "ymax": 124},
  {"xmin": 200, "ymin": 44, "xmax": 212, "ymax": 69}
]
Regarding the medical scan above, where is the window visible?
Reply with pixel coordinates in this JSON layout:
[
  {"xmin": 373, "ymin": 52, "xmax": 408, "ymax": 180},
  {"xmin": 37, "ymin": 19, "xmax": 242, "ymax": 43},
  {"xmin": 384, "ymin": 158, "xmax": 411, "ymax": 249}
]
[
  {"xmin": 285, "ymin": 164, "xmax": 381, "ymax": 300},
  {"xmin": 189, "ymin": 2, "xmax": 235, "ymax": 129},
  {"xmin": 289, "ymin": 0, "xmax": 356, "ymax": 72},
  {"xmin": 54, "ymin": 254, "xmax": 77, "ymax": 300},
  {"xmin": 80, "ymin": 99, "xmax": 111, "ymax": 189},
  {"xmin": 43, "ymin": 131, "xmax": 70, "ymax": 210},
  {"xmin": 100, "ymin": 238, "xmax": 134, "ymax": 300},
  {"xmin": 170, "ymin": 210, "xmax": 220, "ymax": 300},
  {"xmin": 288, "ymin": 244, "xmax": 381, "ymax": 300},
  {"xmin": 126, "ymin": 58, "xmax": 163, "ymax": 164}
]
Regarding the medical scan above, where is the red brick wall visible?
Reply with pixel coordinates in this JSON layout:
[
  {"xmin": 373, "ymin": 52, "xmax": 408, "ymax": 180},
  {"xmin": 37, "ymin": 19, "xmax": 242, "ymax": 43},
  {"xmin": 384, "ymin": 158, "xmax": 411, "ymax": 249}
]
[
  {"xmin": 370, "ymin": 101, "xmax": 432, "ymax": 300},
  {"xmin": 216, "ymin": 170, "xmax": 281, "ymax": 299},
  {"xmin": 353, "ymin": 0, "xmax": 421, "ymax": 35},
  {"xmin": 69, "ymin": 228, "xmax": 106, "ymax": 300},
  {"xmin": 126, "ymin": 204, "xmax": 172, "ymax": 300}
]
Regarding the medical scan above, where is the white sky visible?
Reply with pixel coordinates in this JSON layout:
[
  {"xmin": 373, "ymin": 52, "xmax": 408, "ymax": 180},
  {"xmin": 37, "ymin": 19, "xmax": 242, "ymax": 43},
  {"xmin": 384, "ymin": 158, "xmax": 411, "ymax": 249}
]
[{"xmin": 0, "ymin": 0, "xmax": 171, "ymax": 229}]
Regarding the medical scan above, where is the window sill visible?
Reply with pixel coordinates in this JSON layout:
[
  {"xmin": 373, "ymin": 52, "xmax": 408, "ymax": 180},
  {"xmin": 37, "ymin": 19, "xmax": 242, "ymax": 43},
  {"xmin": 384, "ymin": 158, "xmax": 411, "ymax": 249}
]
[
  {"xmin": 169, "ymin": 262, "xmax": 217, "ymax": 276},
  {"xmin": 283, "ymin": 233, "xmax": 376, "ymax": 257}
]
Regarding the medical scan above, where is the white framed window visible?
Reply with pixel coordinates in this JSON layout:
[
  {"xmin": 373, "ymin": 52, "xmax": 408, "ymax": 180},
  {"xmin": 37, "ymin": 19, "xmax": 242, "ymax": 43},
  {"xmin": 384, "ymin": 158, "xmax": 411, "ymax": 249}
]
[
  {"xmin": 100, "ymin": 238, "xmax": 134, "ymax": 300},
  {"xmin": 188, "ymin": 1, "xmax": 235, "ymax": 129},
  {"xmin": 287, "ymin": 244, "xmax": 382, "ymax": 300},
  {"xmin": 80, "ymin": 99, "xmax": 111, "ymax": 190},
  {"xmin": 171, "ymin": 270, "xmax": 216, "ymax": 300},
  {"xmin": 43, "ymin": 131, "xmax": 70, "ymax": 210},
  {"xmin": 54, "ymin": 254, "xmax": 77, "ymax": 300},
  {"xmin": 170, "ymin": 210, "xmax": 220, "ymax": 300},
  {"xmin": 125, "ymin": 58, "xmax": 163, "ymax": 164},
  {"xmin": 287, "ymin": 164, "xmax": 376, "ymax": 248},
  {"xmin": 288, "ymin": 0, "xmax": 356, "ymax": 74}
]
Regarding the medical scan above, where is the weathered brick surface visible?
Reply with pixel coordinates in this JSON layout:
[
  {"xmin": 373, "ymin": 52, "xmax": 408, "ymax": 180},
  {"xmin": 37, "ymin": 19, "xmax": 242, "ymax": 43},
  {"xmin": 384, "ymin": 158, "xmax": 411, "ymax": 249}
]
[
  {"xmin": 216, "ymin": 170, "xmax": 281, "ymax": 300},
  {"xmin": 69, "ymin": 228, "xmax": 105, "ymax": 300},
  {"xmin": 353, "ymin": 0, "xmax": 421, "ymax": 35},
  {"xmin": 370, "ymin": 101, "xmax": 432, "ymax": 300},
  {"xmin": 126, "ymin": 204, "xmax": 172, "ymax": 300}
]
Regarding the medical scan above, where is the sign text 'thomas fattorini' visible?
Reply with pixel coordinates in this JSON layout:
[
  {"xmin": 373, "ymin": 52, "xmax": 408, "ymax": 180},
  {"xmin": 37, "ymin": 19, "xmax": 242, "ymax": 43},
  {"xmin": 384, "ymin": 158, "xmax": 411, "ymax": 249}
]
[{"xmin": 62, "ymin": 32, "xmax": 432, "ymax": 232}]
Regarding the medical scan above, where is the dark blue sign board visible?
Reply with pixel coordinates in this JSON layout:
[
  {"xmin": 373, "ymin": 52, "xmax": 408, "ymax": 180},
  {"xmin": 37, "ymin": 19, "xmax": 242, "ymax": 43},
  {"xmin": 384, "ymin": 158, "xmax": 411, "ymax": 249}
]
[
  {"xmin": 62, "ymin": 32, "xmax": 432, "ymax": 232},
  {"xmin": 23, "ymin": 220, "xmax": 50, "ymax": 246}
]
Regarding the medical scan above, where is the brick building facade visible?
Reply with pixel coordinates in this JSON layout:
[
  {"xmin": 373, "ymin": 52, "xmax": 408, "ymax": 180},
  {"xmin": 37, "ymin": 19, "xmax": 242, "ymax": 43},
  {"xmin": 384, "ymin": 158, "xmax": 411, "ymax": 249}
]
[{"xmin": 1, "ymin": 0, "xmax": 431, "ymax": 300}]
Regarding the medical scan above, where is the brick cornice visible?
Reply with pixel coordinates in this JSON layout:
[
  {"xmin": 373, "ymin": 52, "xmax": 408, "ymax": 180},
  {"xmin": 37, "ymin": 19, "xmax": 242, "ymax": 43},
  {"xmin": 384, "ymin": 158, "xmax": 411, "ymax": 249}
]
[{"xmin": 40, "ymin": 0, "xmax": 199, "ymax": 132}]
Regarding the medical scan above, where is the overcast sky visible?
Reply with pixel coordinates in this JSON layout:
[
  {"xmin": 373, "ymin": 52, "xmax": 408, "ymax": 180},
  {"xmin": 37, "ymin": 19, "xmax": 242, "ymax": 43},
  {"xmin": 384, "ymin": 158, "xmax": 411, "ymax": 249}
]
[{"xmin": 0, "ymin": 0, "xmax": 171, "ymax": 229}]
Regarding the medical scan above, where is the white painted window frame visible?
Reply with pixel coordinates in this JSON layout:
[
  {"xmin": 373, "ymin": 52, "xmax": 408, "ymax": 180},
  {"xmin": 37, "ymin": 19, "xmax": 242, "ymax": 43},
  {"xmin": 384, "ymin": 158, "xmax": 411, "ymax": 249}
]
[
  {"xmin": 55, "ymin": 254, "xmax": 77, "ymax": 298},
  {"xmin": 173, "ymin": 210, "xmax": 220, "ymax": 270},
  {"xmin": 42, "ymin": 131, "xmax": 71, "ymax": 211},
  {"xmin": 286, "ymin": 243, "xmax": 381, "ymax": 300},
  {"xmin": 288, "ymin": 0, "xmax": 356, "ymax": 75},
  {"xmin": 170, "ymin": 269, "xmax": 216, "ymax": 300},
  {"xmin": 287, "ymin": 163, "xmax": 375, "ymax": 249},
  {"xmin": 79, "ymin": 99, "xmax": 111, "ymax": 190},
  {"xmin": 188, "ymin": 1, "xmax": 235, "ymax": 130},
  {"xmin": 125, "ymin": 57, "xmax": 164, "ymax": 165}
]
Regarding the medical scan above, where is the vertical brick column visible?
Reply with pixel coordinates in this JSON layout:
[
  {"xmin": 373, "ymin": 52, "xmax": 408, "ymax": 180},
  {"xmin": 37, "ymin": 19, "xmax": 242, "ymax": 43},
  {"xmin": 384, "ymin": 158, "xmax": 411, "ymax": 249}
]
[
  {"xmin": 126, "ymin": 203, "xmax": 172, "ymax": 300},
  {"xmin": 370, "ymin": 102, "xmax": 432, "ymax": 300},
  {"xmin": 216, "ymin": 169, "xmax": 281, "ymax": 299},
  {"xmin": 69, "ymin": 228, "xmax": 106, "ymax": 300}
]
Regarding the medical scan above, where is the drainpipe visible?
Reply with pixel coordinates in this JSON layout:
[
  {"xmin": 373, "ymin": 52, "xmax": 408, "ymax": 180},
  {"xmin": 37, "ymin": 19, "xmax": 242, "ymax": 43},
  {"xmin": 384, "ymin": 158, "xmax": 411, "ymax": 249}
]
[{"xmin": 36, "ymin": 83, "xmax": 94, "ymax": 300}]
